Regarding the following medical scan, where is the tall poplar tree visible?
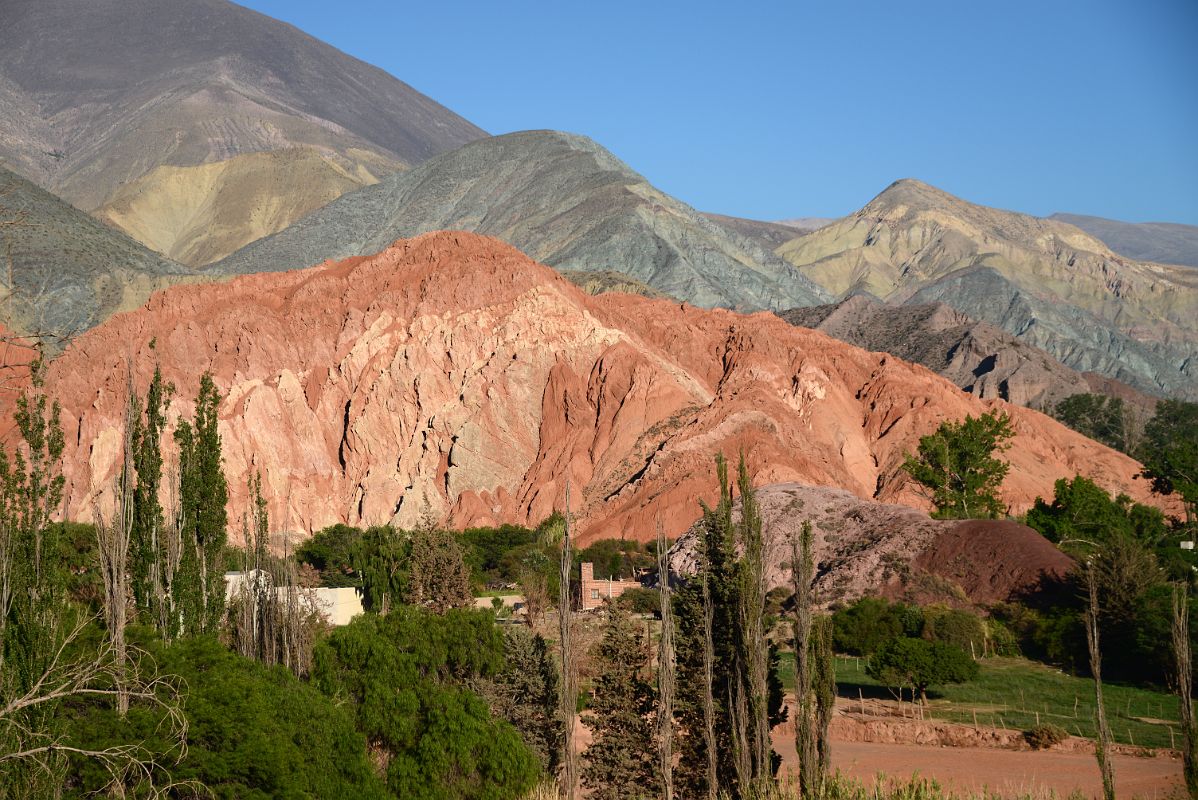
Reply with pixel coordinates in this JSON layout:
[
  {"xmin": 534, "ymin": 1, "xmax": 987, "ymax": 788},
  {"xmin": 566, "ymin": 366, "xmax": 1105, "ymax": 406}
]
[{"xmin": 174, "ymin": 371, "xmax": 228, "ymax": 635}]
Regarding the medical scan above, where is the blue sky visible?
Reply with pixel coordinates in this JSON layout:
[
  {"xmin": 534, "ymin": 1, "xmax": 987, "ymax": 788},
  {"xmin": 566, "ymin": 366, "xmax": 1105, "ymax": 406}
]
[{"xmin": 238, "ymin": 0, "xmax": 1198, "ymax": 224}]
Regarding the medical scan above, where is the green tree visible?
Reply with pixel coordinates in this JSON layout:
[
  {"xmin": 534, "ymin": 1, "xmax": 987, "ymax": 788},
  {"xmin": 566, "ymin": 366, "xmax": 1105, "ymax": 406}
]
[
  {"xmin": 296, "ymin": 523, "xmax": 364, "ymax": 588},
  {"xmin": 1139, "ymin": 399, "xmax": 1198, "ymax": 530},
  {"xmin": 830, "ymin": 597, "xmax": 916, "ymax": 656},
  {"xmin": 352, "ymin": 526, "xmax": 411, "ymax": 613},
  {"xmin": 405, "ymin": 523, "xmax": 472, "ymax": 613},
  {"xmin": 174, "ymin": 372, "xmax": 229, "ymax": 635},
  {"xmin": 486, "ymin": 626, "xmax": 563, "ymax": 774},
  {"xmin": 313, "ymin": 607, "xmax": 540, "ymax": 800},
  {"xmin": 902, "ymin": 410, "xmax": 1014, "ymax": 519},
  {"xmin": 582, "ymin": 603, "xmax": 660, "ymax": 800},
  {"xmin": 129, "ymin": 364, "xmax": 172, "ymax": 628},
  {"xmin": 867, "ymin": 637, "xmax": 978, "ymax": 703},
  {"xmin": 672, "ymin": 454, "xmax": 784, "ymax": 799},
  {"xmin": 64, "ymin": 634, "xmax": 385, "ymax": 800},
  {"xmin": 1054, "ymin": 393, "xmax": 1128, "ymax": 452}
]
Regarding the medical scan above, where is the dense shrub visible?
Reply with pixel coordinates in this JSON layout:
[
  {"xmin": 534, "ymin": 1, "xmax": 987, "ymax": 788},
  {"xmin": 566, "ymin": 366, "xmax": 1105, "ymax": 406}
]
[
  {"xmin": 616, "ymin": 587, "xmax": 661, "ymax": 615},
  {"xmin": 313, "ymin": 607, "xmax": 540, "ymax": 800},
  {"xmin": 1023, "ymin": 723, "xmax": 1068, "ymax": 750},
  {"xmin": 64, "ymin": 634, "xmax": 386, "ymax": 799}
]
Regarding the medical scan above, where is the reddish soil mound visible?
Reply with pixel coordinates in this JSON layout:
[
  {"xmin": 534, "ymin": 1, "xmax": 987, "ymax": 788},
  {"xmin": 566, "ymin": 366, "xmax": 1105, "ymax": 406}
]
[
  {"xmin": 914, "ymin": 521, "xmax": 1075, "ymax": 605},
  {"xmin": 669, "ymin": 483, "xmax": 1073, "ymax": 607},
  {"xmin": 35, "ymin": 232, "xmax": 1168, "ymax": 541}
]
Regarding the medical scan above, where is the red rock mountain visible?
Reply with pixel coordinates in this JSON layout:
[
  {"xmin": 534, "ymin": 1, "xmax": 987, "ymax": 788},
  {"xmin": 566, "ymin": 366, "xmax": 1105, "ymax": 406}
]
[{"xmin": 43, "ymin": 232, "xmax": 1164, "ymax": 543}]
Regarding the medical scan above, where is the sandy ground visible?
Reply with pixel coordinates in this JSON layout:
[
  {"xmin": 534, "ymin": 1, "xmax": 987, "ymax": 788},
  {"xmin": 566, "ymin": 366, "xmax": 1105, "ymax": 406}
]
[{"xmin": 773, "ymin": 729, "xmax": 1184, "ymax": 799}]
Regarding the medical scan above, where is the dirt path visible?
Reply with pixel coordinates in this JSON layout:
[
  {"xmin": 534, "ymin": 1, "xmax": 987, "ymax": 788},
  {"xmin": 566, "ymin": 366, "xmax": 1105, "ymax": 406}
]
[{"xmin": 773, "ymin": 728, "xmax": 1183, "ymax": 798}]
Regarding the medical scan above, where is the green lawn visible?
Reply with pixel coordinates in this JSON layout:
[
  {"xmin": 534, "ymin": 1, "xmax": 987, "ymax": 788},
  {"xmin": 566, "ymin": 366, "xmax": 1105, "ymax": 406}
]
[{"xmin": 777, "ymin": 653, "xmax": 1182, "ymax": 750}]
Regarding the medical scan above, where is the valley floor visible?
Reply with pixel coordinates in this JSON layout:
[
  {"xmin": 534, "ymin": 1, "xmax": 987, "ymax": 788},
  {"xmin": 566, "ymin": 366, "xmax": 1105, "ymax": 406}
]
[{"xmin": 773, "ymin": 737, "xmax": 1183, "ymax": 799}]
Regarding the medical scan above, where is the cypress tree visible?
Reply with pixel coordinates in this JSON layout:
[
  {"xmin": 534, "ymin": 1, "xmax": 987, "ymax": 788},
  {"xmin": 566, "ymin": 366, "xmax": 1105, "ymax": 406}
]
[{"xmin": 582, "ymin": 602, "xmax": 660, "ymax": 800}]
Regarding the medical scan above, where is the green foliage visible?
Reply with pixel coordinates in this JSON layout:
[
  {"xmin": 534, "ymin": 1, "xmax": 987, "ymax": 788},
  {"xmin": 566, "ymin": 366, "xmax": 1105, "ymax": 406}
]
[
  {"xmin": 672, "ymin": 453, "xmax": 785, "ymax": 799},
  {"xmin": 921, "ymin": 606, "xmax": 987, "ymax": 656},
  {"xmin": 831, "ymin": 597, "xmax": 920, "ymax": 656},
  {"xmin": 1054, "ymin": 393, "xmax": 1128, "ymax": 452},
  {"xmin": 63, "ymin": 633, "xmax": 386, "ymax": 799},
  {"xmin": 313, "ymin": 607, "xmax": 540, "ymax": 800},
  {"xmin": 0, "ymin": 363, "xmax": 70, "ymax": 793},
  {"xmin": 405, "ymin": 524, "xmax": 473, "ymax": 613},
  {"xmin": 1026, "ymin": 475, "xmax": 1171, "ymax": 551},
  {"xmin": 460, "ymin": 523, "xmax": 536, "ymax": 587},
  {"xmin": 1023, "ymin": 722, "xmax": 1069, "ymax": 750},
  {"xmin": 486, "ymin": 626, "xmax": 563, "ymax": 774},
  {"xmin": 296, "ymin": 523, "xmax": 364, "ymax": 587},
  {"xmin": 576, "ymin": 537, "xmax": 654, "ymax": 581},
  {"xmin": 582, "ymin": 604, "xmax": 661, "ymax": 800},
  {"xmin": 866, "ymin": 637, "xmax": 979, "ymax": 701},
  {"xmin": 1139, "ymin": 399, "xmax": 1198, "ymax": 524},
  {"xmin": 352, "ymin": 526, "xmax": 411, "ymax": 613},
  {"xmin": 173, "ymin": 371, "xmax": 229, "ymax": 636},
  {"xmin": 902, "ymin": 411, "xmax": 1014, "ymax": 519},
  {"xmin": 616, "ymin": 586, "xmax": 661, "ymax": 615},
  {"xmin": 129, "ymin": 364, "xmax": 172, "ymax": 625}
]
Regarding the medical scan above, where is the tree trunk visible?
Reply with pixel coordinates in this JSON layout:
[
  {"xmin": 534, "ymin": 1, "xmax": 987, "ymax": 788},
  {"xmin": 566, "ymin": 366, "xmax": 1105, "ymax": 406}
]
[
  {"xmin": 655, "ymin": 522, "xmax": 675, "ymax": 800},
  {"xmin": 558, "ymin": 482, "xmax": 577, "ymax": 800},
  {"xmin": 1173, "ymin": 583, "xmax": 1198, "ymax": 799},
  {"xmin": 1086, "ymin": 562, "xmax": 1117, "ymax": 800}
]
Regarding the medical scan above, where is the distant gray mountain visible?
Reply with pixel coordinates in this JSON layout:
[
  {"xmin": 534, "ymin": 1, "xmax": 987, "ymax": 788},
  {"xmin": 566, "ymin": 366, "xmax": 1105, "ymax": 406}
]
[
  {"xmin": 1049, "ymin": 213, "xmax": 1198, "ymax": 268},
  {"xmin": 0, "ymin": 166, "xmax": 188, "ymax": 341},
  {"xmin": 0, "ymin": 0, "xmax": 485, "ymax": 263},
  {"xmin": 215, "ymin": 131, "xmax": 832, "ymax": 311}
]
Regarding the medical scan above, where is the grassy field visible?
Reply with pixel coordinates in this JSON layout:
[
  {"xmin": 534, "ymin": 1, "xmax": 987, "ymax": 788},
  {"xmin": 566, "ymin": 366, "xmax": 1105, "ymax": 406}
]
[{"xmin": 778, "ymin": 654, "xmax": 1182, "ymax": 750}]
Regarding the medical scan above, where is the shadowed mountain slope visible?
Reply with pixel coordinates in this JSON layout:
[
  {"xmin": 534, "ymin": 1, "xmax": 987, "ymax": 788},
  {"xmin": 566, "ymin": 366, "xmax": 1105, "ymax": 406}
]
[
  {"xmin": 214, "ymin": 130, "xmax": 832, "ymax": 311},
  {"xmin": 0, "ymin": 165, "xmax": 189, "ymax": 340},
  {"xmin": 1049, "ymin": 213, "xmax": 1198, "ymax": 269},
  {"xmin": 780, "ymin": 296, "xmax": 1156, "ymax": 414},
  {"xmin": 44, "ymin": 232, "xmax": 1163, "ymax": 542},
  {"xmin": 0, "ymin": 0, "xmax": 485, "ymax": 263},
  {"xmin": 776, "ymin": 179, "xmax": 1198, "ymax": 399}
]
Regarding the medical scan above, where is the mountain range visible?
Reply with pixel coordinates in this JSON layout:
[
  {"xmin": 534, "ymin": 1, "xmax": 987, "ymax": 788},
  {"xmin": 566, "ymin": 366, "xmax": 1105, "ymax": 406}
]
[
  {"xmin": 213, "ymin": 130, "xmax": 833, "ymax": 311},
  {"xmin": 46, "ymin": 233, "xmax": 1162, "ymax": 541},
  {"xmin": 0, "ymin": 0, "xmax": 484, "ymax": 265},
  {"xmin": 774, "ymin": 179, "xmax": 1198, "ymax": 399}
]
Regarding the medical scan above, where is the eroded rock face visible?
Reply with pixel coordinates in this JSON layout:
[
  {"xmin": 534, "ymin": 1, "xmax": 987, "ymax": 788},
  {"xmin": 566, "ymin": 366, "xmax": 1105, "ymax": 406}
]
[
  {"xmin": 667, "ymin": 483, "xmax": 1075, "ymax": 608},
  {"xmin": 43, "ymin": 232, "xmax": 1165, "ymax": 543}
]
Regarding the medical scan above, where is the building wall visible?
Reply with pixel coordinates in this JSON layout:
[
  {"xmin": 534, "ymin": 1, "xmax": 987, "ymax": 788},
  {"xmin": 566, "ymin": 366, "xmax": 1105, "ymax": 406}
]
[{"xmin": 579, "ymin": 561, "xmax": 643, "ymax": 611}]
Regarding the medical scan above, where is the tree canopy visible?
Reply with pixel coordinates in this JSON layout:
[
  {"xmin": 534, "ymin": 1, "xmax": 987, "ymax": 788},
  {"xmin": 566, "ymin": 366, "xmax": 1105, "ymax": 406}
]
[
  {"xmin": 312, "ymin": 607, "xmax": 540, "ymax": 800},
  {"xmin": 902, "ymin": 410, "xmax": 1014, "ymax": 519},
  {"xmin": 866, "ymin": 637, "xmax": 978, "ymax": 702}
]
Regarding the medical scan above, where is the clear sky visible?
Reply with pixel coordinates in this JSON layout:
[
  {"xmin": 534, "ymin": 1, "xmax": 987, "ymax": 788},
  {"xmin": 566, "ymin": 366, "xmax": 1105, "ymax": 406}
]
[{"xmin": 236, "ymin": 0, "xmax": 1198, "ymax": 224}]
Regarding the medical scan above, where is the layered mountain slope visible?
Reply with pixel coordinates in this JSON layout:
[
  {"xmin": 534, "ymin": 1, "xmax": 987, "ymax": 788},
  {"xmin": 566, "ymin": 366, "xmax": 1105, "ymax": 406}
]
[
  {"xmin": 776, "ymin": 180, "xmax": 1198, "ymax": 398},
  {"xmin": 0, "ymin": 165, "xmax": 189, "ymax": 339},
  {"xmin": 214, "ymin": 131, "xmax": 831, "ymax": 311},
  {"xmin": 44, "ymin": 232, "xmax": 1161, "ymax": 542},
  {"xmin": 94, "ymin": 148, "xmax": 390, "ymax": 265},
  {"xmin": 780, "ymin": 296, "xmax": 1156, "ymax": 413},
  {"xmin": 0, "ymin": 0, "xmax": 484, "ymax": 263},
  {"xmin": 668, "ymin": 484, "xmax": 1075, "ymax": 607},
  {"xmin": 1049, "ymin": 213, "xmax": 1198, "ymax": 268}
]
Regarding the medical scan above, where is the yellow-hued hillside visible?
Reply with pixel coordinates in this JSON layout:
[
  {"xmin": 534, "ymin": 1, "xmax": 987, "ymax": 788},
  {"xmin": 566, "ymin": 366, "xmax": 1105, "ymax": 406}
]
[{"xmin": 97, "ymin": 148, "xmax": 400, "ymax": 266}]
